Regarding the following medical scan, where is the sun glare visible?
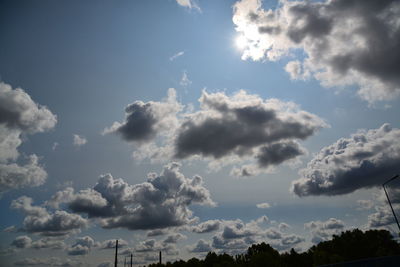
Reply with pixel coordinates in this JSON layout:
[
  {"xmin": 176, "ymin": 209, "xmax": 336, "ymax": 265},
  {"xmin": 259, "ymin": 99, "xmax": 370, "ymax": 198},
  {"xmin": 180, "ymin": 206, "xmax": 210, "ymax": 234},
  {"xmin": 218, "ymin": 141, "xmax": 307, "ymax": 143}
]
[{"xmin": 235, "ymin": 35, "xmax": 248, "ymax": 50}]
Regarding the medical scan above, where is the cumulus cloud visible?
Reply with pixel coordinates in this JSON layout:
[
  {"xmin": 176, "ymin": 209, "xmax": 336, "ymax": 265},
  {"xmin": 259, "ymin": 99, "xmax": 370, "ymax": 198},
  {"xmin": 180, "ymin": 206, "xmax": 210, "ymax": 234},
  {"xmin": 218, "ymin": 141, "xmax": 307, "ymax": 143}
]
[
  {"xmin": 0, "ymin": 82, "xmax": 57, "ymax": 133},
  {"xmin": 73, "ymin": 134, "xmax": 87, "ymax": 147},
  {"xmin": 187, "ymin": 239, "xmax": 212, "ymax": 253},
  {"xmin": 0, "ymin": 155, "xmax": 47, "ymax": 194},
  {"xmin": 104, "ymin": 88, "xmax": 181, "ymax": 144},
  {"xmin": 101, "ymin": 239, "xmax": 128, "ymax": 249},
  {"xmin": 134, "ymin": 239, "xmax": 178, "ymax": 256},
  {"xmin": 107, "ymin": 89, "xmax": 324, "ymax": 174},
  {"xmin": 11, "ymin": 236, "xmax": 32, "ymax": 248},
  {"xmin": 11, "ymin": 196, "xmax": 88, "ymax": 236},
  {"xmin": 0, "ymin": 82, "xmax": 56, "ymax": 194},
  {"xmin": 292, "ymin": 124, "xmax": 400, "ymax": 196},
  {"xmin": 162, "ymin": 233, "xmax": 187, "ymax": 244},
  {"xmin": 305, "ymin": 218, "xmax": 345, "ymax": 244},
  {"xmin": 68, "ymin": 236, "xmax": 97, "ymax": 256},
  {"xmin": 52, "ymin": 163, "xmax": 214, "ymax": 230},
  {"xmin": 192, "ymin": 220, "xmax": 221, "ymax": 233},
  {"xmin": 147, "ymin": 229, "xmax": 169, "ymax": 237},
  {"xmin": 175, "ymin": 90, "xmax": 325, "ymax": 174},
  {"xmin": 232, "ymin": 0, "xmax": 400, "ymax": 103}
]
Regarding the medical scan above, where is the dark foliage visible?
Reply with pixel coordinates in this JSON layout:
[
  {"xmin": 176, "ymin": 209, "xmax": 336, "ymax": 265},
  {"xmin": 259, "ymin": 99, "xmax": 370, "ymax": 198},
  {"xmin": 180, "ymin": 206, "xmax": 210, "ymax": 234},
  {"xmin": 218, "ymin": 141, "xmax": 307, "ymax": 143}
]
[{"xmin": 146, "ymin": 229, "xmax": 400, "ymax": 267}]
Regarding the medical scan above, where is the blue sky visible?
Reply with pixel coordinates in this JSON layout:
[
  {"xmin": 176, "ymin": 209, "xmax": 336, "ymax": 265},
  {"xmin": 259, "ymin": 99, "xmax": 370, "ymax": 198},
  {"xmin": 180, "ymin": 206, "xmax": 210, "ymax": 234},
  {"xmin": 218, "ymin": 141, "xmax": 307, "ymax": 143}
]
[{"xmin": 1, "ymin": 0, "xmax": 400, "ymax": 266}]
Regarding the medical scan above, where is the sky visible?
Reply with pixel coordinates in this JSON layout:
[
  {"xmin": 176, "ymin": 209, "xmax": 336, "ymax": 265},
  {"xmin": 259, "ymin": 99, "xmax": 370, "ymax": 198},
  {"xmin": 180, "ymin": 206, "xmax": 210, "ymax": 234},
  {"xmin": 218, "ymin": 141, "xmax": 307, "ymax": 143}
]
[{"xmin": 0, "ymin": 0, "xmax": 400, "ymax": 266}]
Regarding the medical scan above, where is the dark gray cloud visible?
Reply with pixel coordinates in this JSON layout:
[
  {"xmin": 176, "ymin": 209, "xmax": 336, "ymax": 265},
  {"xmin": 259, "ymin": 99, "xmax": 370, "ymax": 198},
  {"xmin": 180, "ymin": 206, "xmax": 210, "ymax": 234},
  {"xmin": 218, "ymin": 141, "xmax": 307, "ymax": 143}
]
[
  {"xmin": 233, "ymin": 0, "xmax": 400, "ymax": 103},
  {"xmin": 104, "ymin": 88, "xmax": 181, "ymax": 143},
  {"xmin": 11, "ymin": 236, "xmax": 32, "ymax": 249},
  {"xmin": 175, "ymin": 90, "xmax": 325, "ymax": 173},
  {"xmin": 162, "ymin": 233, "xmax": 186, "ymax": 244},
  {"xmin": 192, "ymin": 220, "xmax": 221, "ymax": 233},
  {"xmin": 0, "ymin": 82, "xmax": 56, "ymax": 194},
  {"xmin": 187, "ymin": 239, "xmax": 212, "ymax": 253},
  {"xmin": 52, "ymin": 163, "xmax": 214, "ymax": 230},
  {"xmin": 257, "ymin": 141, "xmax": 305, "ymax": 167},
  {"xmin": 305, "ymin": 218, "xmax": 345, "ymax": 244},
  {"xmin": 292, "ymin": 124, "xmax": 400, "ymax": 196},
  {"xmin": 11, "ymin": 196, "xmax": 88, "ymax": 236}
]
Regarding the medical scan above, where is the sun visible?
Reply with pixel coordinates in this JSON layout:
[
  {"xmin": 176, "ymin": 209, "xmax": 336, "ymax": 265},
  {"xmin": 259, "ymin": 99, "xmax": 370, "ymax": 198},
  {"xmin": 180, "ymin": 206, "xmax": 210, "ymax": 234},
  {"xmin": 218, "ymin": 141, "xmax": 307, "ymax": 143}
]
[{"xmin": 235, "ymin": 35, "xmax": 248, "ymax": 50}]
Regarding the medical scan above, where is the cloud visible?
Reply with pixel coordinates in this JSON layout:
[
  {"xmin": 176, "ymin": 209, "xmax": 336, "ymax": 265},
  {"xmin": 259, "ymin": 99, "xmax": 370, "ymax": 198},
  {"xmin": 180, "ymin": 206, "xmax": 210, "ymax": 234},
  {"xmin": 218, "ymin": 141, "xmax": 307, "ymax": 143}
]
[
  {"xmin": 134, "ymin": 239, "xmax": 178, "ymax": 256},
  {"xmin": 11, "ymin": 196, "xmax": 88, "ymax": 236},
  {"xmin": 0, "ymin": 82, "xmax": 57, "ymax": 133},
  {"xmin": 101, "ymin": 239, "xmax": 128, "ymax": 249},
  {"xmin": 265, "ymin": 228, "xmax": 282, "ymax": 239},
  {"xmin": 11, "ymin": 236, "xmax": 32, "ymax": 248},
  {"xmin": 180, "ymin": 70, "xmax": 192, "ymax": 87},
  {"xmin": 0, "ymin": 82, "xmax": 56, "ymax": 194},
  {"xmin": 169, "ymin": 51, "xmax": 185, "ymax": 61},
  {"xmin": 68, "ymin": 236, "xmax": 97, "ymax": 256},
  {"xmin": 14, "ymin": 257, "xmax": 82, "ymax": 266},
  {"xmin": 187, "ymin": 239, "xmax": 212, "ymax": 253},
  {"xmin": 357, "ymin": 200, "xmax": 374, "ymax": 210},
  {"xmin": 0, "ymin": 155, "xmax": 47, "ymax": 194},
  {"xmin": 367, "ymin": 206, "xmax": 397, "ymax": 228},
  {"xmin": 256, "ymin": 202, "xmax": 271, "ymax": 209},
  {"xmin": 292, "ymin": 124, "xmax": 400, "ymax": 196},
  {"xmin": 162, "ymin": 233, "xmax": 187, "ymax": 244},
  {"xmin": 278, "ymin": 222, "xmax": 290, "ymax": 232},
  {"xmin": 147, "ymin": 229, "xmax": 169, "ymax": 237},
  {"xmin": 192, "ymin": 220, "xmax": 221, "ymax": 233},
  {"xmin": 104, "ymin": 88, "xmax": 181, "ymax": 144},
  {"xmin": 175, "ymin": 90, "xmax": 326, "ymax": 174},
  {"xmin": 232, "ymin": 0, "xmax": 400, "ymax": 103},
  {"xmin": 53, "ymin": 163, "xmax": 214, "ymax": 230},
  {"xmin": 305, "ymin": 218, "xmax": 345, "ymax": 244},
  {"xmin": 73, "ymin": 134, "xmax": 87, "ymax": 147},
  {"xmin": 30, "ymin": 238, "xmax": 65, "ymax": 250},
  {"xmin": 176, "ymin": 0, "xmax": 201, "ymax": 12},
  {"xmin": 52, "ymin": 142, "xmax": 58, "ymax": 151}
]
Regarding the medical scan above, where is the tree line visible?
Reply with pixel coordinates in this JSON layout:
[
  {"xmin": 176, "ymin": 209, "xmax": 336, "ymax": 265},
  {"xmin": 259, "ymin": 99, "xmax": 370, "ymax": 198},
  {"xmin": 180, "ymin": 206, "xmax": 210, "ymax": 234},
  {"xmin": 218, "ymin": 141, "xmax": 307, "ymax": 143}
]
[{"xmin": 147, "ymin": 229, "xmax": 400, "ymax": 267}]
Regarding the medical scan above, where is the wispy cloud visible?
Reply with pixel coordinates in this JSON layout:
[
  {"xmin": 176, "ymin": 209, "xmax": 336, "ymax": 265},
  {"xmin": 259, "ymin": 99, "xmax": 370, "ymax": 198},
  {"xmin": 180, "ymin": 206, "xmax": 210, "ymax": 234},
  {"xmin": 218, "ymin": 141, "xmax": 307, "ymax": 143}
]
[
  {"xmin": 180, "ymin": 70, "xmax": 192, "ymax": 87},
  {"xmin": 169, "ymin": 51, "xmax": 184, "ymax": 61},
  {"xmin": 176, "ymin": 0, "xmax": 201, "ymax": 12}
]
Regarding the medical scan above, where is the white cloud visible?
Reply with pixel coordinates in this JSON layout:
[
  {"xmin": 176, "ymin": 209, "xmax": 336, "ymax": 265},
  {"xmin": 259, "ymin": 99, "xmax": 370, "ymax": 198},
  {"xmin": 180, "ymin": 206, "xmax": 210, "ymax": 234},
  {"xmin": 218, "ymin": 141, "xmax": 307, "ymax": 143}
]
[
  {"xmin": 176, "ymin": 0, "xmax": 201, "ymax": 12},
  {"xmin": 169, "ymin": 51, "xmax": 184, "ymax": 61},
  {"xmin": 0, "ymin": 82, "xmax": 57, "ymax": 194},
  {"xmin": 73, "ymin": 134, "xmax": 87, "ymax": 147},
  {"xmin": 256, "ymin": 202, "xmax": 271, "ymax": 209},
  {"xmin": 232, "ymin": 0, "xmax": 400, "ymax": 103}
]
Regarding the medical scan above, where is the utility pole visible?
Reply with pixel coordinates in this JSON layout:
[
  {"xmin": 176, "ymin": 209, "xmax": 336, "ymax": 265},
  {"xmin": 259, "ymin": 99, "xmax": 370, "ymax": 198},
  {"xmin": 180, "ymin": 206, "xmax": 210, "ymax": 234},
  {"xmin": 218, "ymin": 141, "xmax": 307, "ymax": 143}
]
[
  {"xmin": 383, "ymin": 175, "xmax": 400, "ymax": 233},
  {"xmin": 114, "ymin": 240, "xmax": 119, "ymax": 267},
  {"xmin": 130, "ymin": 253, "xmax": 133, "ymax": 267},
  {"xmin": 159, "ymin": 251, "xmax": 162, "ymax": 265}
]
